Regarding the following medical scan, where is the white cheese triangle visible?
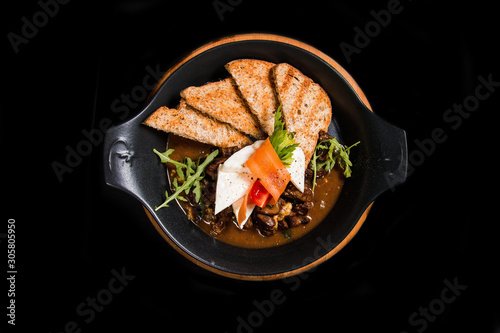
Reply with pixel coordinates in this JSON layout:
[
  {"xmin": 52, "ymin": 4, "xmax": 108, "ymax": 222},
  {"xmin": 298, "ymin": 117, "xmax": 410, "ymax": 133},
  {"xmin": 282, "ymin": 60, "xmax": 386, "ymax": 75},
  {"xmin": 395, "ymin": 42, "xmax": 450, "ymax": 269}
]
[
  {"xmin": 214, "ymin": 141, "xmax": 263, "ymax": 215},
  {"xmin": 287, "ymin": 147, "xmax": 305, "ymax": 192},
  {"xmin": 214, "ymin": 166, "xmax": 255, "ymax": 215}
]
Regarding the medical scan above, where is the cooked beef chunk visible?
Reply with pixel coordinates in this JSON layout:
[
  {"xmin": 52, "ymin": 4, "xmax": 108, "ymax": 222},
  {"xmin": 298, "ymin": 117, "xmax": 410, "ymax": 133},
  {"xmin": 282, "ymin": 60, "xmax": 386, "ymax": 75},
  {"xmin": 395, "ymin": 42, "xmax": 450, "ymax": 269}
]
[
  {"xmin": 318, "ymin": 131, "xmax": 333, "ymax": 142},
  {"xmin": 305, "ymin": 168, "xmax": 313, "ymax": 180},
  {"xmin": 205, "ymin": 157, "xmax": 228, "ymax": 180},
  {"xmin": 204, "ymin": 146, "xmax": 243, "ymax": 181},
  {"xmin": 211, "ymin": 206, "xmax": 234, "ymax": 234},
  {"xmin": 305, "ymin": 167, "xmax": 328, "ymax": 180},
  {"xmin": 254, "ymin": 214, "xmax": 276, "ymax": 229},
  {"xmin": 220, "ymin": 146, "xmax": 241, "ymax": 157},
  {"xmin": 252, "ymin": 199, "xmax": 296, "ymax": 236},
  {"xmin": 212, "ymin": 219, "xmax": 226, "ymax": 234},
  {"xmin": 201, "ymin": 205, "xmax": 215, "ymax": 223},
  {"xmin": 253, "ymin": 214, "xmax": 277, "ymax": 236},
  {"xmin": 287, "ymin": 215, "xmax": 311, "ymax": 227},
  {"xmin": 283, "ymin": 182, "xmax": 313, "ymax": 202},
  {"xmin": 291, "ymin": 201, "xmax": 313, "ymax": 216},
  {"xmin": 202, "ymin": 179, "xmax": 216, "ymax": 203}
]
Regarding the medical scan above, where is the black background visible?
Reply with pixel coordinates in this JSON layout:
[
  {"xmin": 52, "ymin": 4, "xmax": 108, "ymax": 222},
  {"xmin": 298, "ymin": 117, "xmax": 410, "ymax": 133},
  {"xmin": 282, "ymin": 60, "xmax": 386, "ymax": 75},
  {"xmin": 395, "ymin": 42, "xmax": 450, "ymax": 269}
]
[{"xmin": 4, "ymin": 0, "xmax": 499, "ymax": 332}]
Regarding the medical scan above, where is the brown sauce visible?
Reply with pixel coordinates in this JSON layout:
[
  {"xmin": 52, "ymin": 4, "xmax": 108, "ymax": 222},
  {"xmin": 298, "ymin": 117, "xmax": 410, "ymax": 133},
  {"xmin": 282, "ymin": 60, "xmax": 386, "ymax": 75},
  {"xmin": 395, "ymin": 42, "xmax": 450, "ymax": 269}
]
[{"xmin": 165, "ymin": 134, "xmax": 344, "ymax": 249}]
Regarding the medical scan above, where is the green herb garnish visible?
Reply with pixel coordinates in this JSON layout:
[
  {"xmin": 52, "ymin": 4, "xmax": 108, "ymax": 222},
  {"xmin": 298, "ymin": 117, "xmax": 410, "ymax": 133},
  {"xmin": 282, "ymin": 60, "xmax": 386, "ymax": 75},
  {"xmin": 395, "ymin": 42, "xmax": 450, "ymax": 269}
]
[
  {"xmin": 310, "ymin": 138, "xmax": 360, "ymax": 190},
  {"xmin": 269, "ymin": 105, "xmax": 299, "ymax": 166},
  {"xmin": 153, "ymin": 148, "xmax": 219, "ymax": 211}
]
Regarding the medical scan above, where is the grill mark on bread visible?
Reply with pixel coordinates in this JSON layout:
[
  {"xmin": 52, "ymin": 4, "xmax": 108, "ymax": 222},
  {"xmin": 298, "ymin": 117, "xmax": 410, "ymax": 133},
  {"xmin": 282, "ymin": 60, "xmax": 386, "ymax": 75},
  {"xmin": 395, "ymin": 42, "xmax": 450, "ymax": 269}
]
[
  {"xmin": 144, "ymin": 60, "xmax": 332, "ymax": 158},
  {"xmin": 143, "ymin": 100, "xmax": 252, "ymax": 148},
  {"xmin": 181, "ymin": 78, "xmax": 265, "ymax": 139},
  {"xmin": 294, "ymin": 74, "xmax": 312, "ymax": 117},
  {"xmin": 280, "ymin": 70, "xmax": 294, "ymax": 102},
  {"xmin": 225, "ymin": 59, "xmax": 278, "ymax": 135},
  {"xmin": 272, "ymin": 63, "xmax": 332, "ymax": 168}
]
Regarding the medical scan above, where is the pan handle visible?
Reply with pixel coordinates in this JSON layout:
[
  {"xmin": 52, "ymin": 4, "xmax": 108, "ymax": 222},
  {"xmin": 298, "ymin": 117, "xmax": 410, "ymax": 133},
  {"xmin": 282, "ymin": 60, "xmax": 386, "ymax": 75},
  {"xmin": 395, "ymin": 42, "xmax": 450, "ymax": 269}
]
[
  {"xmin": 103, "ymin": 120, "xmax": 138, "ymax": 196},
  {"xmin": 365, "ymin": 111, "xmax": 408, "ymax": 196}
]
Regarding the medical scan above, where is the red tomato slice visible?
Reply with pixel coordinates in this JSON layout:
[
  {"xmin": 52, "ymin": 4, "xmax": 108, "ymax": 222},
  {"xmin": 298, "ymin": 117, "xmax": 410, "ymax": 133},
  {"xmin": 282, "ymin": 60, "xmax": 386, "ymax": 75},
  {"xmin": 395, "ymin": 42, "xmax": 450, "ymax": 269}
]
[{"xmin": 249, "ymin": 180, "xmax": 271, "ymax": 208}]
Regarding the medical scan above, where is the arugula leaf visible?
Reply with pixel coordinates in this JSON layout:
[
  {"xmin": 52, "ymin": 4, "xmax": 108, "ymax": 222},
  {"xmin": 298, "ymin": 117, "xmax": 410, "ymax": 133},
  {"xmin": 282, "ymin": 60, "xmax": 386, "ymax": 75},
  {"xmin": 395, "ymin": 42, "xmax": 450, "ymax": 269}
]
[
  {"xmin": 153, "ymin": 149, "xmax": 188, "ymax": 180},
  {"xmin": 310, "ymin": 138, "xmax": 360, "ymax": 190},
  {"xmin": 153, "ymin": 149, "xmax": 219, "ymax": 211},
  {"xmin": 269, "ymin": 105, "xmax": 299, "ymax": 166}
]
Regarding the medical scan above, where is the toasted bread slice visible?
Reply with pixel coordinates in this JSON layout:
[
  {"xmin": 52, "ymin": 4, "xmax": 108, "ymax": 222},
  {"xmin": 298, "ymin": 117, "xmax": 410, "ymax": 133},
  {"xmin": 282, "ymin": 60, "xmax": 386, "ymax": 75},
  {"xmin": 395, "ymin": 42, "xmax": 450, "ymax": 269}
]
[
  {"xmin": 272, "ymin": 63, "xmax": 332, "ymax": 168},
  {"xmin": 180, "ymin": 78, "xmax": 265, "ymax": 139},
  {"xmin": 225, "ymin": 59, "xmax": 278, "ymax": 135},
  {"xmin": 143, "ymin": 100, "xmax": 252, "ymax": 148}
]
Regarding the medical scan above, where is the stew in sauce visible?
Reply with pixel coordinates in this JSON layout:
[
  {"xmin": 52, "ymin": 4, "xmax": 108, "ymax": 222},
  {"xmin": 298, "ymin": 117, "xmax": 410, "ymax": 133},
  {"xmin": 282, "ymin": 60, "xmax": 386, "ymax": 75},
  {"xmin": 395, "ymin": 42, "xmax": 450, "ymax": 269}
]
[{"xmin": 165, "ymin": 134, "xmax": 344, "ymax": 249}]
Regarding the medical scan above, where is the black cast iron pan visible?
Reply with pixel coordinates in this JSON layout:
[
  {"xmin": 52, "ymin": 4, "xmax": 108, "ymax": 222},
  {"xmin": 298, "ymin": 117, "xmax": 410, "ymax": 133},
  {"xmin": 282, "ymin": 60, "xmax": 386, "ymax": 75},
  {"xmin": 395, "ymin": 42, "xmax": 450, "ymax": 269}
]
[{"xmin": 103, "ymin": 34, "xmax": 408, "ymax": 280}]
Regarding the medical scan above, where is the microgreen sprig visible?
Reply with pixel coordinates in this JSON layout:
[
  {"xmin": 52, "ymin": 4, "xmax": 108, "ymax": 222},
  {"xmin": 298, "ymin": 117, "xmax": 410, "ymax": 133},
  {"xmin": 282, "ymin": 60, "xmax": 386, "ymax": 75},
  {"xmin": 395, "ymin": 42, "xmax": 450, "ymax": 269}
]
[
  {"xmin": 310, "ymin": 138, "xmax": 360, "ymax": 190},
  {"xmin": 153, "ymin": 149, "xmax": 219, "ymax": 211}
]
